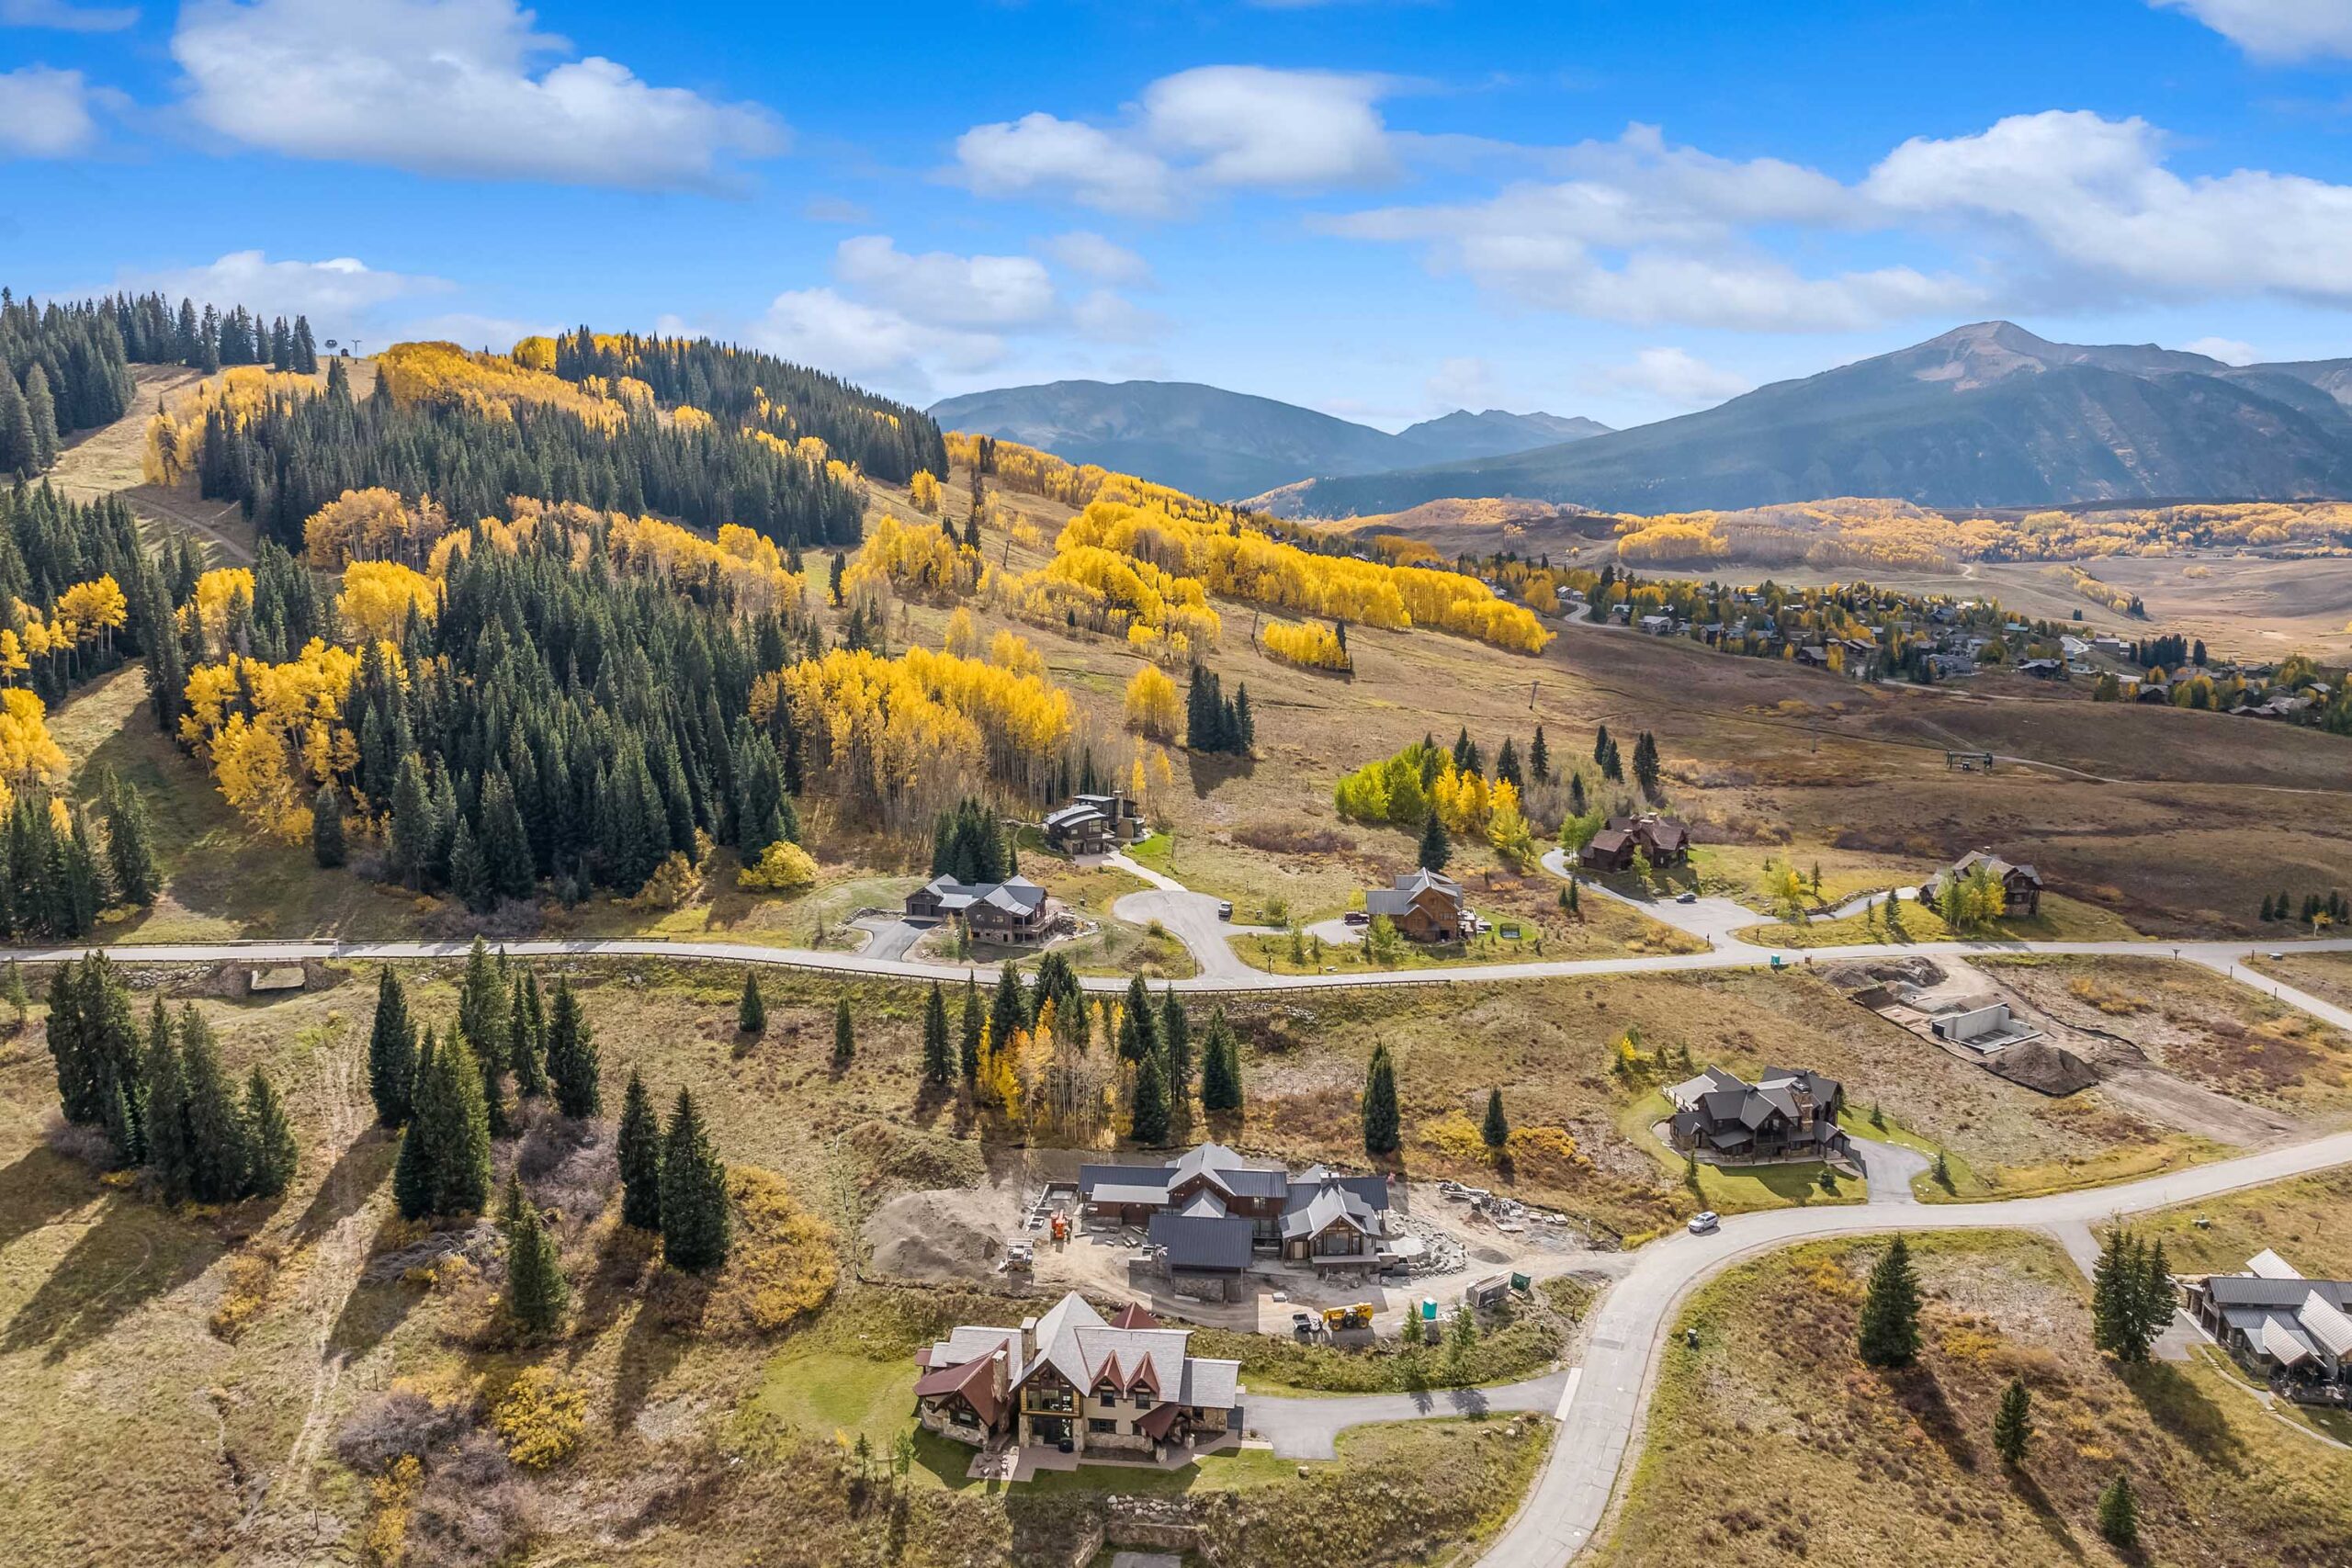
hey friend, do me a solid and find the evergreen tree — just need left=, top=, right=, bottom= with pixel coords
left=1593, top=724, right=1611, bottom=765
left=2093, top=1225, right=2155, bottom=1363
left=989, top=967, right=1026, bottom=1054
left=658, top=1089, right=731, bottom=1271
left=366, top=965, right=417, bottom=1126
left=1495, top=737, right=1522, bottom=788
left=1117, top=974, right=1159, bottom=1063
left=3, top=959, right=27, bottom=1032
left=102, top=779, right=159, bottom=904
left=1159, top=987, right=1191, bottom=1110
left=177, top=1008, right=249, bottom=1204
left=616, top=1068, right=662, bottom=1232
left=738, top=968, right=766, bottom=1036
left=22, top=363, right=58, bottom=469
left=1417, top=809, right=1451, bottom=872
left=959, top=975, right=983, bottom=1086
left=1993, top=1376, right=2032, bottom=1466
left=1199, top=1009, right=1243, bottom=1112
left=512, top=971, right=548, bottom=1099
left=457, top=939, right=510, bottom=1127
left=388, top=754, right=434, bottom=889
left=141, top=998, right=190, bottom=1201
left=832, top=995, right=854, bottom=1068
left=243, top=1067, right=299, bottom=1199
left=44, top=960, right=94, bottom=1125
left=502, top=1176, right=570, bottom=1339
left=544, top=976, right=600, bottom=1119
left=1481, top=1088, right=1510, bottom=1150
left=921, top=980, right=950, bottom=1085
left=392, top=1029, right=492, bottom=1220
left=2098, top=1473, right=2139, bottom=1549
left=1361, top=1043, right=1400, bottom=1156
left=1129, top=1050, right=1170, bottom=1145
left=310, top=783, right=346, bottom=868
left=1858, top=1235, right=1923, bottom=1367
left=448, top=818, right=489, bottom=911
left=1529, top=725, right=1550, bottom=782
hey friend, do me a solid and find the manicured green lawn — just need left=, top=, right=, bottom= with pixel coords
left=1615, top=1089, right=1862, bottom=1213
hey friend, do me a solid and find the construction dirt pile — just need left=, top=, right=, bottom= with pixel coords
left=862, top=1188, right=1015, bottom=1283
left=1986, top=1039, right=2100, bottom=1097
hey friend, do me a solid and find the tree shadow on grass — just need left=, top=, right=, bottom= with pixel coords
left=289, top=1130, right=394, bottom=1247
left=609, top=1278, right=694, bottom=1437
left=1883, top=1363, right=1979, bottom=1472
left=2008, top=1468, right=2093, bottom=1563
left=2120, top=1360, right=2245, bottom=1475
left=1, top=1192, right=224, bottom=1362
left=571, top=1221, right=658, bottom=1353
left=0, top=1146, right=96, bottom=1256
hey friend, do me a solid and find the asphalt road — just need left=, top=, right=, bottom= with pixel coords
left=1253, top=1369, right=1572, bottom=1459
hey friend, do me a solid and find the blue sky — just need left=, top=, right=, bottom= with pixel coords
left=8, top=0, right=2352, bottom=431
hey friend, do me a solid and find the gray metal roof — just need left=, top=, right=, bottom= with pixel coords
left=1148, top=1213, right=1253, bottom=1272
left=1180, top=1356, right=1241, bottom=1411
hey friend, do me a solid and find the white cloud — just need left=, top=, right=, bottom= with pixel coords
left=751, top=288, right=1003, bottom=395
left=2186, top=335, right=2261, bottom=365
left=2150, top=0, right=2352, bottom=60
left=111, top=250, right=452, bottom=322
left=1600, top=347, right=1751, bottom=408
left=1042, top=231, right=1154, bottom=286
left=951, top=65, right=1400, bottom=214
left=1865, top=110, right=2352, bottom=305
left=833, top=235, right=1057, bottom=330
left=1141, top=66, right=1395, bottom=190
left=170, top=0, right=786, bottom=190
left=0, top=64, right=98, bottom=156
left=1, top=0, right=137, bottom=28
left=953, top=111, right=1179, bottom=217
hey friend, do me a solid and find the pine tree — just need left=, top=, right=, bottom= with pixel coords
left=1529, top=725, right=1550, bottom=782
left=178, top=1007, right=249, bottom=1204
left=449, top=818, right=489, bottom=911
left=1117, top=974, right=1159, bottom=1063
left=1130, top=1050, right=1170, bottom=1145
left=44, top=961, right=93, bottom=1125
left=503, top=1176, right=570, bottom=1339
left=989, top=967, right=1026, bottom=1054
left=1495, top=737, right=1522, bottom=788
left=511, top=971, right=548, bottom=1100
left=1858, top=1235, right=1923, bottom=1367
left=832, top=996, right=854, bottom=1068
left=3, top=959, right=27, bottom=1032
left=616, top=1068, right=662, bottom=1232
left=455, top=944, right=507, bottom=1138
left=1159, top=987, right=1191, bottom=1111
left=959, top=976, right=983, bottom=1086
left=2097, top=1473, right=2138, bottom=1549
left=393, top=1029, right=492, bottom=1220
left=366, top=965, right=417, bottom=1127
left=141, top=998, right=190, bottom=1202
left=102, top=780, right=160, bottom=904
left=1993, top=1376, right=2032, bottom=1466
left=921, top=981, right=950, bottom=1085
left=545, top=976, right=600, bottom=1119
left=2092, top=1225, right=2162, bottom=1362
left=1362, top=1043, right=1400, bottom=1156
left=1481, top=1088, right=1510, bottom=1150
left=243, top=1067, right=299, bottom=1198
left=388, top=754, right=434, bottom=889
left=1199, top=1010, right=1242, bottom=1112
left=1417, top=810, right=1450, bottom=873
left=659, top=1089, right=732, bottom=1271
left=305, top=781, right=347, bottom=868
left=738, top=968, right=766, bottom=1036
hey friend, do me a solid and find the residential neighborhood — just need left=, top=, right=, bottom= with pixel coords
left=2182, top=1249, right=2352, bottom=1404
left=1663, top=1065, right=1852, bottom=1166
left=1079, top=1142, right=1394, bottom=1300
left=1042, top=790, right=1148, bottom=856
left=1577, top=813, right=1691, bottom=875
left=1359, top=867, right=1469, bottom=943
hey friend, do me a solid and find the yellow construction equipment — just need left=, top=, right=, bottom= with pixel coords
left=1321, top=1303, right=1374, bottom=1331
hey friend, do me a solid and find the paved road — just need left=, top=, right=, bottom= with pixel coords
left=1253, top=1369, right=1572, bottom=1459
left=1848, top=1134, right=1933, bottom=1205
left=8, top=933, right=2351, bottom=1000
left=1476, top=1125, right=2352, bottom=1568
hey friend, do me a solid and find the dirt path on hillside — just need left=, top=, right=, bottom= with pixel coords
left=47, top=366, right=206, bottom=502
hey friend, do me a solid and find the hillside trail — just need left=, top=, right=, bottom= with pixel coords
left=45, top=365, right=257, bottom=562
left=238, top=1018, right=376, bottom=1560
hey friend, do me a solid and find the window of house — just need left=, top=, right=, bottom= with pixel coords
left=1089, top=1418, right=1115, bottom=1434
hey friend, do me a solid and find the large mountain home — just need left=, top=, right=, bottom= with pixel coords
left=1924, top=849, right=2044, bottom=916
left=1042, top=791, right=1146, bottom=855
left=1362, top=867, right=1466, bottom=942
left=1577, top=814, right=1692, bottom=874
left=1664, top=1066, right=1851, bottom=1165
left=1080, top=1143, right=1392, bottom=1296
left=903, top=874, right=1059, bottom=944
left=2184, top=1249, right=2352, bottom=1402
left=913, top=1293, right=1243, bottom=1464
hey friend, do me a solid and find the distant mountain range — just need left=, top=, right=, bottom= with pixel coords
left=1256, top=322, right=2352, bottom=517
left=926, top=379, right=1609, bottom=501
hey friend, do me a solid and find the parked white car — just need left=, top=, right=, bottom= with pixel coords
left=1687, top=1211, right=1720, bottom=1235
